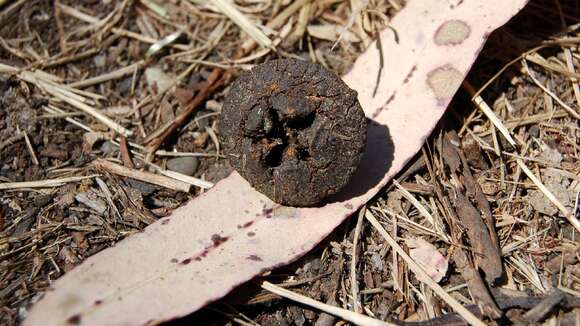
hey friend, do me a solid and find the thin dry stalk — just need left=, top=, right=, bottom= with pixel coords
left=261, top=281, right=395, bottom=326
left=22, top=131, right=39, bottom=166
left=145, top=68, right=224, bottom=154
left=350, top=206, right=365, bottom=313
left=522, top=60, right=580, bottom=119
left=0, top=63, right=132, bottom=136
left=464, top=81, right=517, bottom=147
left=516, top=159, right=580, bottom=232
left=158, top=170, right=213, bottom=189
left=94, top=159, right=191, bottom=193
left=563, top=48, right=580, bottom=107
left=365, top=210, right=487, bottom=326
left=393, top=179, right=435, bottom=225
left=0, top=175, right=97, bottom=190
left=202, top=0, right=273, bottom=49
left=68, top=62, right=143, bottom=88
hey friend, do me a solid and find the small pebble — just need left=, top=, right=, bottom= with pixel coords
left=145, top=66, right=173, bottom=93
left=75, top=191, right=107, bottom=215
left=370, top=252, right=384, bottom=272
left=127, top=179, right=158, bottom=196
left=529, top=125, right=540, bottom=138
left=167, top=157, right=199, bottom=176
left=94, top=54, right=106, bottom=68
left=99, top=141, right=117, bottom=155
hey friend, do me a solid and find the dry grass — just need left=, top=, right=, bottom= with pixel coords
left=0, top=0, right=579, bottom=325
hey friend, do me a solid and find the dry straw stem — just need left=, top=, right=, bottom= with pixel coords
left=240, top=0, right=310, bottom=54
left=56, top=2, right=190, bottom=51
left=199, top=0, right=273, bottom=50
left=350, top=206, right=366, bottom=313
left=0, top=63, right=132, bottom=137
left=261, top=281, right=396, bottom=326
left=332, top=0, right=371, bottom=50
left=475, top=110, right=569, bottom=138
left=525, top=52, right=580, bottom=79
left=516, top=159, right=580, bottom=232
left=49, top=87, right=132, bottom=137
left=68, top=61, right=143, bottom=88
left=22, top=131, right=39, bottom=166
left=473, top=37, right=580, bottom=100
left=463, top=81, right=517, bottom=148
left=365, top=210, right=486, bottom=326
left=43, top=105, right=94, bottom=133
left=522, top=59, right=580, bottom=119
left=563, top=48, right=580, bottom=107
left=393, top=179, right=435, bottom=225
left=158, top=170, right=214, bottom=189
left=0, top=175, right=97, bottom=190
left=94, top=159, right=191, bottom=193
left=0, top=0, right=26, bottom=21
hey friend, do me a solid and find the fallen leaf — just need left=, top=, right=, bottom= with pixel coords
left=406, top=237, right=448, bottom=283
left=24, top=1, right=528, bottom=325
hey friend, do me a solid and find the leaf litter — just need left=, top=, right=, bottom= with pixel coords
left=0, top=0, right=579, bottom=325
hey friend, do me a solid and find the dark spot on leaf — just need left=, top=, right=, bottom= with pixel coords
left=94, top=300, right=103, bottom=306
left=403, top=65, right=418, bottom=84
left=247, top=255, right=262, bottom=261
left=434, top=20, right=470, bottom=46
left=344, top=203, right=353, bottom=209
left=181, top=258, right=192, bottom=265
left=211, top=234, right=229, bottom=246
left=371, top=92, right=397, bottom=119
left=170, top=258, right=178, bottom=263
left=242, top=221, right=254, bottom=228
left=67, top=314, right=82, bottom=325
left=426, top=65, right=464, bottom=103
left=450, top=0, right=464, bottom=8
left=161, top=219, right=170, bottom=225
left=247, top=232, right=256, bottom=237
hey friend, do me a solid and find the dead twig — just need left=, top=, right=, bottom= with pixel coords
left=94, top=159, right=191, bottom=193
left=145, top=68, right=225, bottom=154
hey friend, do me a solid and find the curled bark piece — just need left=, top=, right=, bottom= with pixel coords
left=521, top=289, right=566, bottom=324
left=442, top=191, right=501, bottom=319
left=442, top=134, right=503, bottom=284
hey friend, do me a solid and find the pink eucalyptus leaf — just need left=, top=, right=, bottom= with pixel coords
left=24, top=1, right=528, bottom=325
left=407, top=237, right=449, bottom=283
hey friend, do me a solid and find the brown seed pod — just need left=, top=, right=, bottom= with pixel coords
left=219, top=59, right=367, bottom=206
